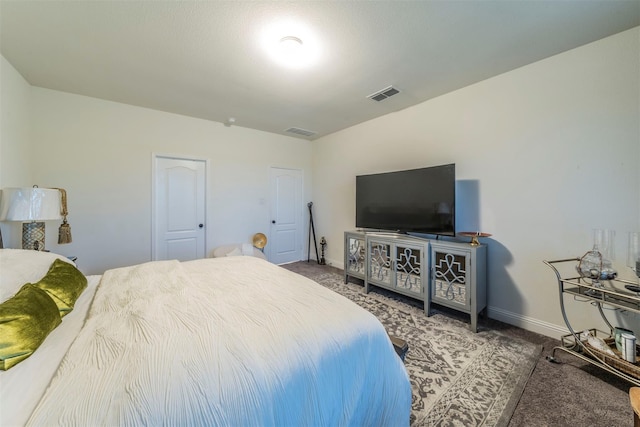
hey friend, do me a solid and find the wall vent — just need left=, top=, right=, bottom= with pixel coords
left=285, top=127, right=316, bottom=137
left=367, top=86, right=400, bottom=102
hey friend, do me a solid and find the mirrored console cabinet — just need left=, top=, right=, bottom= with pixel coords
left=344, top=231, right=487, bottom=332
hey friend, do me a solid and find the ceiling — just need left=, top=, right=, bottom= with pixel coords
left=1, top=1, right=639, bottom=141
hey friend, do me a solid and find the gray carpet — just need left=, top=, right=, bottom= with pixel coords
left=283, top=261, right=633, bottom=426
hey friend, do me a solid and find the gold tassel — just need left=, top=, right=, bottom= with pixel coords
left=55, top=188, right=73, bottom=244
left=58, top=220, right=72, bottom=244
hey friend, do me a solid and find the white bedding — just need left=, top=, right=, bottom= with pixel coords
left=25, top=257, right=411, bottom=426
left=0, top=274, right=101, bottom=426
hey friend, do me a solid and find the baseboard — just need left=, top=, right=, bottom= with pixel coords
left=326, top=258, right=344, bottom=270
left=487, top=306, right=568, bottom=339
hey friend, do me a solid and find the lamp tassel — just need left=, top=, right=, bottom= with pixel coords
left=58, top=219, right=72, bottom=244
left=56, top=188, right=72, bottom=244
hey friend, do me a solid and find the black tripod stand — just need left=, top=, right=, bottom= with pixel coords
left=307, top=202, right=320, bottom=263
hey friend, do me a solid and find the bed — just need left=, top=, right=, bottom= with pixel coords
left=0, top=249, right=411, bottom=426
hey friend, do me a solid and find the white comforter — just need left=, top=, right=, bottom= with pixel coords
left=27, top=257, right=411, bottom=426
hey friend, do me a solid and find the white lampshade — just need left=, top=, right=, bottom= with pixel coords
left=0, top=188, right=62, bottom=221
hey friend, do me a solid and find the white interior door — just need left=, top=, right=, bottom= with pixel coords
left=269, top=167, right=303, bottom=264
left=153, top=156, right=206, bottom=261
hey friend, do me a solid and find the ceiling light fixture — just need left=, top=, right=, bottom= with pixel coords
left=261, top=20, right=321, bottom=69
left=277, top=36, right=305, bottom=67
left=280, top=36, right=303, bottom=49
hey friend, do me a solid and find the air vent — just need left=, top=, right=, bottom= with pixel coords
left=285, top=127, right=316, bottom=137
left=367, top=86, right=400, bottom=102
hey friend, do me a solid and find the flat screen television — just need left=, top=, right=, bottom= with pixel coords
left=356, top=163, right=455, bottom=236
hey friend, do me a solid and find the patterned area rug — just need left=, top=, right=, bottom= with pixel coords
left=311, top=272, right=541, bottom=427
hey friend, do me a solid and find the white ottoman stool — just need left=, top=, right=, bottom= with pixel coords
left=212, top=243, right=267, bottom=260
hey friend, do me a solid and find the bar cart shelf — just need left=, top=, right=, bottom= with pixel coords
left=544, top=257, right=640, bottom=386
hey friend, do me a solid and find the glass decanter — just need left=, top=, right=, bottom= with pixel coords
left=578, top=229, right=616, bottom=291
left=594, top=229, right=617, bottom=280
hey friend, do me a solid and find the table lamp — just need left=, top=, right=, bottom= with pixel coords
left=0, top=187, right=62, bottom=250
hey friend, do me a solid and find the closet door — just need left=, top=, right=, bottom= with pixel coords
left=269, top=167, right=303, bottom=264
left=153, top=156, right=206, bottom=261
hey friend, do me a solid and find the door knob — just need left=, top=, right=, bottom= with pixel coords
left=272, top=220, right=276, bottom=224
left=199, top=224, right=204, bottom=228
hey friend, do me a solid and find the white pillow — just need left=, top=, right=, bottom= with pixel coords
left=241, top=243, right=254, bottom=255
left=225, top=247, right=243, bottom=257
left=0, top=249, right=74, bottom=302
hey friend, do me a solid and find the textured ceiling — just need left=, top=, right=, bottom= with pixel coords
left=1, top=1, right=639, bottom=140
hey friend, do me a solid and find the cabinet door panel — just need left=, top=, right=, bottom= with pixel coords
left=346, top=234, right=366, bottom=278
left=432, top=250, right=470, bottom=309
left=368, top=240, right=392, bottom=286
left=395, top=244, right=423, bottom=295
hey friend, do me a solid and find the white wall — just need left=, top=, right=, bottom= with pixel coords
left=0, top=57, right=32, bottom=187
left=0, top=56, right=33, bottom=246
left=312, top=28, right=640, bottom=338
left=5, top=85, right=312, bottom=274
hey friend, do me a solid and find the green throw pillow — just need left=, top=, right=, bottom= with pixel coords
left=0, top=284, right=62, bottom=370
left=33, top=258, right=87, bottom=317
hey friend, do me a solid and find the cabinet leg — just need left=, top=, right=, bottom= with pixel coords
left=470, top=313, right=478, bottom=333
